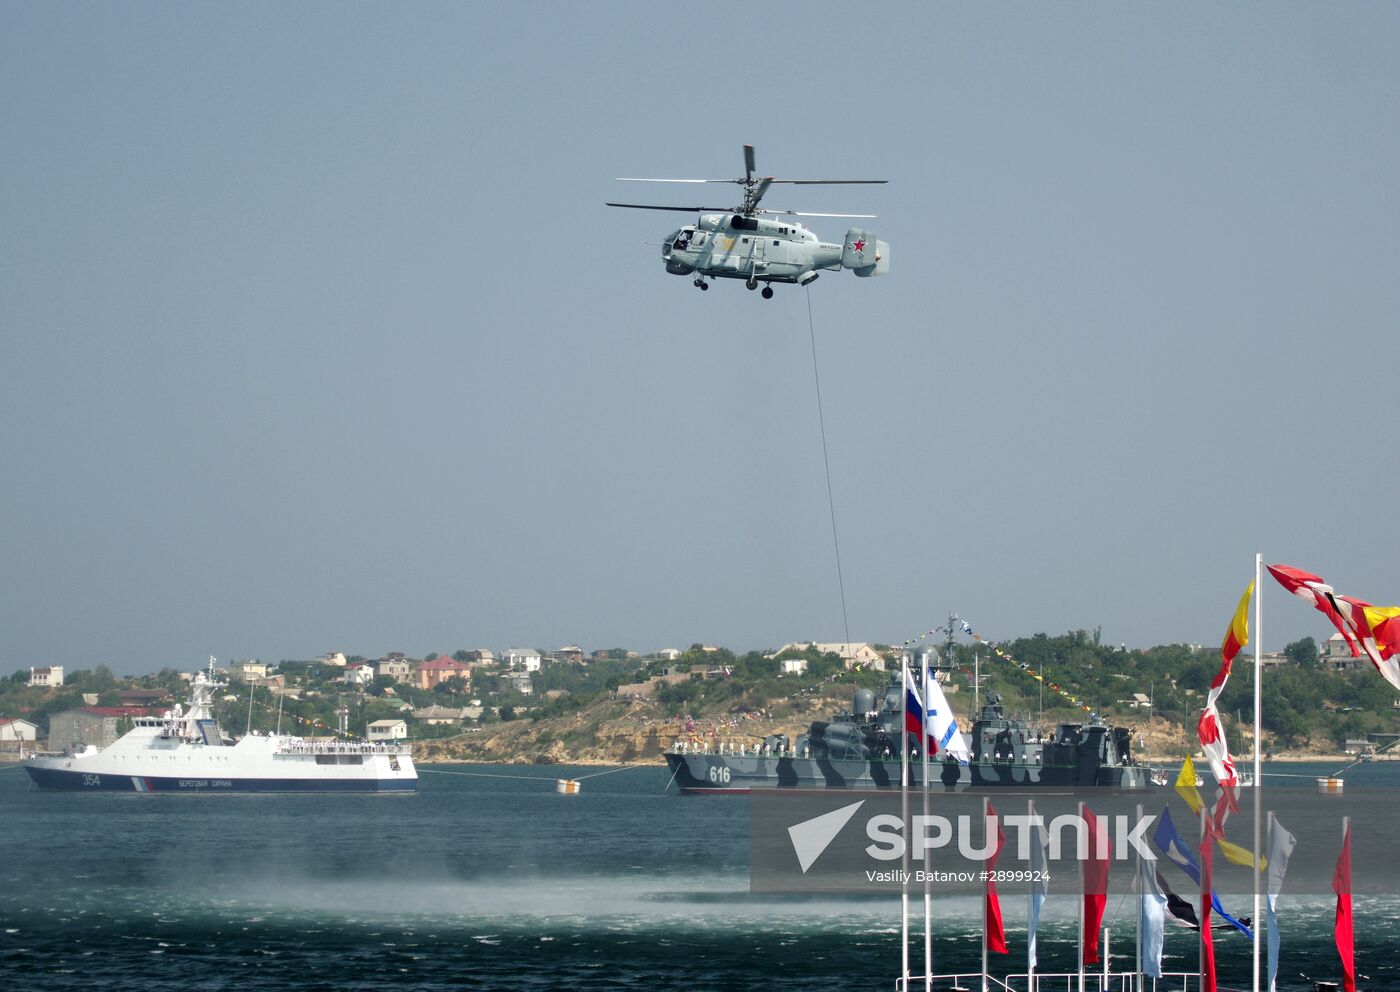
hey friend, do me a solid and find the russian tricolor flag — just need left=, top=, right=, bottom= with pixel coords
left=903, top=657, right=970, bottom=763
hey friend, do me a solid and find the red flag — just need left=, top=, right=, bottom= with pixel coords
left=984, top=801, right=1008, bottom=954
left=1199, top=825, right=1217, bottom=992
left=1267, top=564, right=1360, bottom=655
left=1334, top=822, right=1355, bottom=992
left=1199, top=582, right=1253, bottom=786
left=1269, top=564, right=1400, bottom=693
left=1082, top=805, right=1110, bottom=965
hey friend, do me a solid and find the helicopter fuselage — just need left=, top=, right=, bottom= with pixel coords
left=609, top=144, right=887, bottom=297
left=662, top=213, right=845, bottom=285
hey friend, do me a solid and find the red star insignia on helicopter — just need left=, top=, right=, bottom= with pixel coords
left=852, top=239, right=867, bottom=252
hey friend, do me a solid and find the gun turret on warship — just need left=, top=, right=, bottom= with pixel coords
left=663, top=663, right=1150, bottom=794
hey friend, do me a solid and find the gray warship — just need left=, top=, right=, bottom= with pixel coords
left=663, top=670, right=1151, bottom=794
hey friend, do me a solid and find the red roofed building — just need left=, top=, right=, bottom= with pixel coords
left=413, top=657, right=472, bottom=691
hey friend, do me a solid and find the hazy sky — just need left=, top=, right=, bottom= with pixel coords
left=3, top=4, right=1397, bottom=675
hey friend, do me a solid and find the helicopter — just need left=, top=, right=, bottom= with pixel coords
left=607, top=145, right=889, bottom=299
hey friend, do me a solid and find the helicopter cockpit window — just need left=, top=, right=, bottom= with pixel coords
left=691, top=231, right=706, bottom=247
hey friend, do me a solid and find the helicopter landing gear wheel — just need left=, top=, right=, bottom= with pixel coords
left=746, top=278, right=758, bottom=291
left=693, top=278, right=708, bottom=291
left=698, top=281, right=709, bottom=291
left=761, top=286, right=774, bottom=300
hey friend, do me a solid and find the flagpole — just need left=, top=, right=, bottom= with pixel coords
left=1135, top=801, right=1144, bottom=992
left=1266, top=810, right=1276, bottom=992
left=1078, top=801, right=1086, bottom=992
left=981, top=794, right=990, bottom=992
left=901, top=654, right=910, bottom=991
left=1199, top=806, right=1208, bottom=992
left=1252, top=552, right=1263, bottom=992
left=1027, top=798, right=1036, bottom=992
left=1338, top=815, right=1351, bottom=992
left=921, top=653, right=932, bottom=992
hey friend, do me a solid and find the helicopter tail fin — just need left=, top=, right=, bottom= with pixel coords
left=841, top=229, right=889, bottom=277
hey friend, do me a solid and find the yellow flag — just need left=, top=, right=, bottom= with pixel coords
left=1363, top=605, right=1400, bottom=658
left=1220, top=581, right=1253, bottom=665
left=1217, top=835, right=1265, bottom=870
left=1175, top=755, right=1205, bottom=814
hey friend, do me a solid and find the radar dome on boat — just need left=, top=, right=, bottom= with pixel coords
left=853, top=688, right=876, bottom=715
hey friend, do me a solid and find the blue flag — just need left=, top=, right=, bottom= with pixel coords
left=1152, top=807, right=1253, bottom=939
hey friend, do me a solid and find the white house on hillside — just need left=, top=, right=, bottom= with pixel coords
left=0, top=718, right=38, bottom=742
left=367, top=719, right=408, bottom=741
left=29, top=666, right=64, bottom=687
left=503, top=648, right=542, bottom=672
left=342, top=662, right=375, bottom=687
left=228, top=659, right=269, bottom=683
left=771, top=642, right=886, bottom=671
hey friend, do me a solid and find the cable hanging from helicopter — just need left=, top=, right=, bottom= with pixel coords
left=606, top=144, right=889, bottom=299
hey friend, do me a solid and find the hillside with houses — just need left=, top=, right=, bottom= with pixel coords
left=3, top=632, right=1398, bottom=764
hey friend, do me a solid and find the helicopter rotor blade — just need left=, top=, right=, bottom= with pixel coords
left=606, top=202, right=732, bottom=213
left=744, top=144, right=755, bottom=184
left=763, top=179, right=888, bottom=186
left=762, top=208, right=877, bottom=218
left=615, top=177, right=738, bottom=184
left=751, top=177, right=773, bottom=209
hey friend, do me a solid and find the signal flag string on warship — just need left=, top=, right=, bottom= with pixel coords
left=899, top=616, right=1102, bottom=720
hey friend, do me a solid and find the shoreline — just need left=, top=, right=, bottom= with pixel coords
left=413, top=751, right=1385, bottom=768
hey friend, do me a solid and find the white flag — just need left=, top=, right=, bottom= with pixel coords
left=1138, top=855, right=1168, bottom=978
left=1028, top=804, right=1048, bottom=969
left=1266, top=817, right=1298, bottom=992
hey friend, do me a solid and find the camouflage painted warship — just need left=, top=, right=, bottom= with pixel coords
left=664, top=670, right=1150, bottom=794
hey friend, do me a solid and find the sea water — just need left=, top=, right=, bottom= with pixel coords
left=0, top=761, right=1394, bottom=991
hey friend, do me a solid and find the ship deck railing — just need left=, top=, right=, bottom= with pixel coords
left=272, top=741, right=411, bottom=756
left=896, top=971, right=1202, bottom=991
left=669, top=740, right=808, bottom=758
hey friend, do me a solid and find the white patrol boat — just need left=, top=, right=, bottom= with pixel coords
left=23, top=660, right=416, bottom=793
